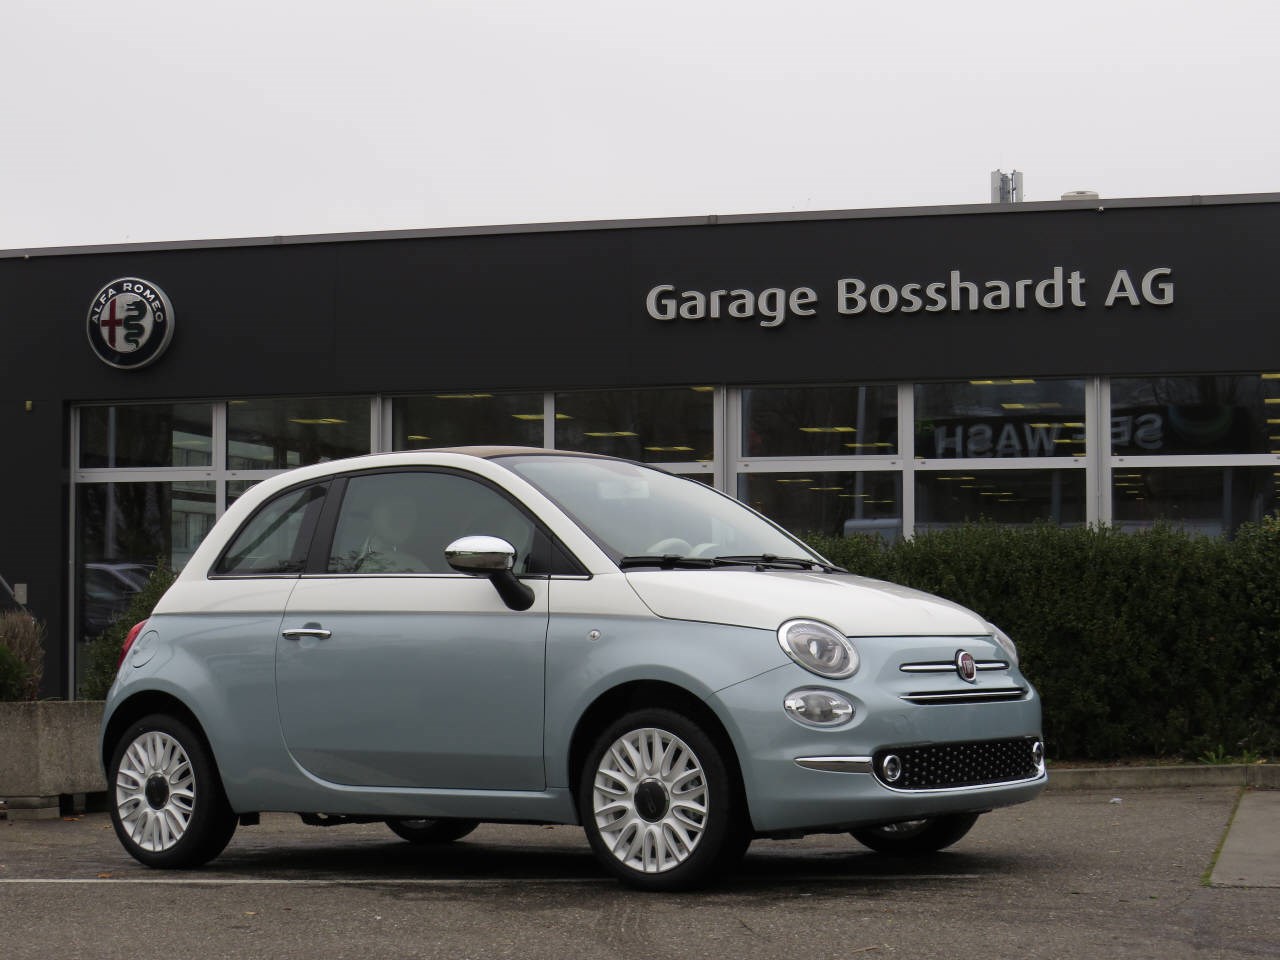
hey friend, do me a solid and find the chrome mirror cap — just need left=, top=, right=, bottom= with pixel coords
left=445, top=536, right=517, bottom=574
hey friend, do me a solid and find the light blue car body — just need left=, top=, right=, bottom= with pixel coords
left=102, top=450, right=1045, bottom=838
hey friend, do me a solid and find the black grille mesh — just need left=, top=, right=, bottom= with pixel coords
left=874, top=738, right=1039, bottom=790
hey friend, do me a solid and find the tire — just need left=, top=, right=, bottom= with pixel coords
left=108, top=713, right=237, bottom=868
left=579, top=708, right=749, bottom=891
left=850, top=813, right=980, bottom=855
left=386, top=818, right=479, bottom=844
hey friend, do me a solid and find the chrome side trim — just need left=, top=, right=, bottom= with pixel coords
left=793, top=756, right=874, bottom=774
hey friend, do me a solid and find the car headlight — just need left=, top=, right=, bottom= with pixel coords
left=777, top=619, right=859, bottom=679
left=988, top=622, right=1019, bottom=666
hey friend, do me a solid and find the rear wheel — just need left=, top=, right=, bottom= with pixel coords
left=580, top=708, right=748, bottom=891
left=850, top=813, right=980, bottom=855
left=108, top=713, right=237, bottom=868
left=386, top=818, right=479, bottom=844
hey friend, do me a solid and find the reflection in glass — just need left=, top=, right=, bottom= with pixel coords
left=76, top=481, right=215, bottom=688
left=80, top=403, right=213, bottom=468
left=216, top=485, right=327, bottom=575
left=227, top=397, right=371, bottom=469
left=555, top=388, right=713, bottom=462
left=916, top=470, right=1085, bottom=530
left=738, top=472, right=902, bottom=540
left=506, top=456, right=817, bottom=561
left=742, top=385, right=897, bottom=457
left=1110, top=375, right=1279, bottom=455
left=915, top=379, right=1086, bottom=459
left=1112, top=467, right=1278, bottom=537
left=391, top=393, right=544, bottom=450
left=227, top=479, right=260, bottom=505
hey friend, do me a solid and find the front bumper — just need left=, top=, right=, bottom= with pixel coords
left=711, top=650, right=1047, bottom=835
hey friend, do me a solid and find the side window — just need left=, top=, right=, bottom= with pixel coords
left=214, top=484, right=327, bottom=576
left=327, top=472, right=539, bottom=575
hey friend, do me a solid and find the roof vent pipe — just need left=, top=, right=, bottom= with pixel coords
left=1060, top=190, right=1101, bottom=201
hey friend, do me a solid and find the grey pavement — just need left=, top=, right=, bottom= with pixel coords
left=2, top=785, right=1279, bottom=959
left=1211, top=790, right=1280, bottom=889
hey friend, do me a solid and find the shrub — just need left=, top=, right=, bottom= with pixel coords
left=0, top=609, right=45, bottom=701
left=806, top=522, right=1280, bottom=762
left=79, top=561, right=178, bottom=700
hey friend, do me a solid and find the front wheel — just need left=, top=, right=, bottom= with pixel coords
left=850, top=813, right=980, bottom=855
left=386, top=818, right=479, bottom=844
left=108, top=713, right=237, bottom=868
left=580, top=708, right=748, bottom=891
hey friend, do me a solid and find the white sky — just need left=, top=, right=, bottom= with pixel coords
left=4, top=0, right=1278, bottom=250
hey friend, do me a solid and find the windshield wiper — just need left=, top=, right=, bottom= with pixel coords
left=617, top=555, right=717, bottom=570
left=712, top=554, right=847, bottom=573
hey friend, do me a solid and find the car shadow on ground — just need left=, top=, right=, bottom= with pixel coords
left=195, top=829, right=1017, bottom=891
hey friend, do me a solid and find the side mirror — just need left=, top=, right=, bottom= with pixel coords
left=445, top=536, right=535, bottom=612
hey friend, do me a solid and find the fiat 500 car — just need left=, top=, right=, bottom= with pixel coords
left=101, top=447, right=1045, bottom=890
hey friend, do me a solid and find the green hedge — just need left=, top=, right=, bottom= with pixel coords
left=805, top=520, right=1280, bottom=761
left=79, top=561, right=177, bottom=701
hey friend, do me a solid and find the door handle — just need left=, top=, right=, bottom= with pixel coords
left=281, top=627, right=332, bottom=640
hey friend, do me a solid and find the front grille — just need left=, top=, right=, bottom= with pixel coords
left=873, top=737, right=1041, bottom=790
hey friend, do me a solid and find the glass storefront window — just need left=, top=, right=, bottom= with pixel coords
left=915, top=378, right=1086, bottom=459
left=1110, top=374, right=1280, bottom=455
left=916, top=469, right=1086, bottom=530
left=391, top=392, right=544, bottom=450
left=555, top=387, right=714, bottom=462
left=75, top=480, right=215, bottom=689
left=742, top=384, right=897, bottom=457
left=227, top=478, right=261, bottom=504
left=738, top=471, right=902, bottom=540
left=80, top=403, right=213, bottom=468
left=1112, top=466, right=1278, bottom=536
left=227, top=396, right=371, bottom=469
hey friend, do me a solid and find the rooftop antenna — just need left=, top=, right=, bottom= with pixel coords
left=990, top=169, right=1024, bottom=204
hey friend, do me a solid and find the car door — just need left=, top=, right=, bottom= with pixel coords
left=275, top=468, right=550, bottom=791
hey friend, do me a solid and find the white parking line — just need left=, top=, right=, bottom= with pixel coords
left=0, top=874, right=979, bottom=886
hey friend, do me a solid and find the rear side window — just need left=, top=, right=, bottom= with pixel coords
left=214, top=484, right=327, bottom=576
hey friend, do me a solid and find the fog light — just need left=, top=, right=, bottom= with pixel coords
left=1031, top=740, right=1045, bottom=767
left=881, top=754, right=903, bottom=783
left=783, top=690, right=855, bottom=727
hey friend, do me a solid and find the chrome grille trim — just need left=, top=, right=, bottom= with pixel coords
left=900, top=660, right=1008, bottom=673
left=901, top=686, right=1028, bottom=705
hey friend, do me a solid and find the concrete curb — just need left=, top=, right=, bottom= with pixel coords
left=1046, top=764, right=1278, bottom=791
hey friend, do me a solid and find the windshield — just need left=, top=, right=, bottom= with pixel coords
left=498, top=455, right=823, bottom=565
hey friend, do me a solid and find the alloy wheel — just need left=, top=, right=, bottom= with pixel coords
left=115, top=730, right=197, bottom=853
left=591, top=726, right=709, bottom=874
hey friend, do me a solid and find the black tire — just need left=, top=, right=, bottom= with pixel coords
left=107, top=713, right=237, bottom=868
left=386, top=818, right=480, bottom=844
left=850, top=813, right=980, bottom=855
left=579, top=707, right=749, bottom=891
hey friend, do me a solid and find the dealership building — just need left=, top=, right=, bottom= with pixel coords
left=3, top=192, right=1279, bottom=698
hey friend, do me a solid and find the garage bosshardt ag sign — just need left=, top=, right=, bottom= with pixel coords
left=645, top=265, right=1175, bottom=328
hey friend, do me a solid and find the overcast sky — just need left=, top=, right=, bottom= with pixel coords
left=4, top=1, right=1278, bottom=250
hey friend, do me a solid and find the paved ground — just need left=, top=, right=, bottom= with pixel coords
left=1, top=787, right=1276, bottom=959
left=1211, top=789, right=1280, bottom=889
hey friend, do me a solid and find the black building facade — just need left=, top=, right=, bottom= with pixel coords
left=3, top=193, right=1279, bottom=698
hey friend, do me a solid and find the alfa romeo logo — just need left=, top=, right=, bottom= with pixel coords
left=86, top=278, right=175, bottom=369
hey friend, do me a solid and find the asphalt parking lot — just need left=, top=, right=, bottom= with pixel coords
left=1, top=787, right=1276, bottom=960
